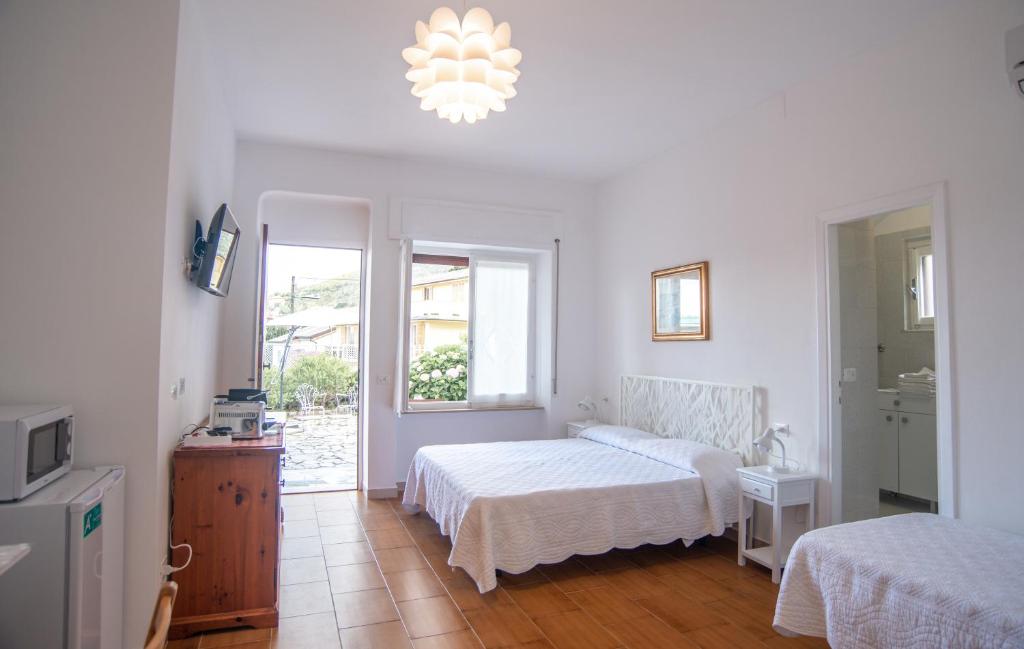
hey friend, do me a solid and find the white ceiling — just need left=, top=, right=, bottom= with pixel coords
left=196, top=0, right=953, bottom=181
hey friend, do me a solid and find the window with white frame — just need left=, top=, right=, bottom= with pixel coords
left=404, top=246, right=536, bottom=410
left=905, top=237, right=935, bottom=331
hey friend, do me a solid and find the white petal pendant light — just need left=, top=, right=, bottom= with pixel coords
left=401, top=6, right=522, bottom=124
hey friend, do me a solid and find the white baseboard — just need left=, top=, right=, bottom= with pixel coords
left=366, top=487, right=398, bottom=499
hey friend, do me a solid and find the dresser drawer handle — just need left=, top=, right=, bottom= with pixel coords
left=902, top=417, right=909, bottom=424
left=894, top=399, right=901, bottom=406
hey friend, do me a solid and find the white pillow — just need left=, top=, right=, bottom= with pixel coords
left=578, top=424, right=656, bottom=450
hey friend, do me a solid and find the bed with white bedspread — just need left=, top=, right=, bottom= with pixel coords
left=774, top=513, right=1024, bottom=649
left=402, top=376, right=755, bottom=592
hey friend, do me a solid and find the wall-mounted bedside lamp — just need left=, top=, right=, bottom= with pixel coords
left=754, top=424, right=790, bottom=472
left=577, top=396, right=598, bottom=424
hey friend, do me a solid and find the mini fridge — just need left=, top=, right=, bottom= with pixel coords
left=0, top=466, right=125, bottom=649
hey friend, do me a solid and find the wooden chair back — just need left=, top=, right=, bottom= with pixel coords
left=144, top=581, right=178, bottom=649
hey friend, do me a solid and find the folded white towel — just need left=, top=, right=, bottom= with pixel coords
left=896, top=366, right=936, bottom=397
left=899, top=366, right=935, bottom=379
left=898, top=381, right=936, bottom=394
left=899, top=368, right=936, bottom=384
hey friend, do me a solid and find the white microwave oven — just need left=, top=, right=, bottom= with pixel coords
left=0, top=404, right=74, bottom=501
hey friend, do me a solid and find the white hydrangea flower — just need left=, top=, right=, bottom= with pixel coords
left=446, top=367, right=460, bottom=378
left=419, top=373, right=430, bottom=381
left=431, top=369, right=442, bottom=378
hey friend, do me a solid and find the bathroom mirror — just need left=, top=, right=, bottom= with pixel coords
left=651, top=261, right=709, bottom=341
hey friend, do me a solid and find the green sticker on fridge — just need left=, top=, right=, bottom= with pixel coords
left=83, top=503, right=102, bottom=538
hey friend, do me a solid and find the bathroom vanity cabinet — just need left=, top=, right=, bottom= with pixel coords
left=877, top=390, right=937, bottom=504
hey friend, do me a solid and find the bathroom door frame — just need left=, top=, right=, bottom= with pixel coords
left=816, top=182, right=956, bottom=526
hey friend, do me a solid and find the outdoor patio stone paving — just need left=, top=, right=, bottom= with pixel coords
left=282, top=412, right=357, bottom=493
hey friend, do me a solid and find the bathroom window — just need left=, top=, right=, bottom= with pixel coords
left=905, top=237, right=935, bottom=331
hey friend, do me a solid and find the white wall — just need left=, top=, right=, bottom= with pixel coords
left=594, top=0, right=1024, bottom=532
left=261, top=192, right=371, bottom=250
left=0, top=1, right=181, bottom=645
left=155, top=0, right=237, bottom=624
left=873, top=205, right=932, bottom=236
left=223, top=142, right=597, bottom=489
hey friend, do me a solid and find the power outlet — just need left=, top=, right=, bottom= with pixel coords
left=842, top=367, right=857, bottom=382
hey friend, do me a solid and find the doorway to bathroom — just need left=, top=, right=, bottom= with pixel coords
left=819, top=184, right=955, bottom=525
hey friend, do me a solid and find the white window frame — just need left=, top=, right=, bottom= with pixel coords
left=467, top=252, right=537, bottom=408
left=905, top=237, right=935, bottom=331
left=402, top=244, right=538, bottom=412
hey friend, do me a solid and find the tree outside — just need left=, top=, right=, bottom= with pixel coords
left=266, top=346, right=358, bottom=410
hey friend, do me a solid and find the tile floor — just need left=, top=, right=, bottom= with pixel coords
left=167, top=490, right=830, bottom=649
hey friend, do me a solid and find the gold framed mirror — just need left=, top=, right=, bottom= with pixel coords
left=651, top=261, right=709, bottom=341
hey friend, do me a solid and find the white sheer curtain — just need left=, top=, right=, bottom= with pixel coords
left=469, top=257, right=534, bottom=406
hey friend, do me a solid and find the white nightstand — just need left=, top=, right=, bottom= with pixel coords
left=566, top=420, right=600, bottom=438
left=736, top=466, right=816, bottom=584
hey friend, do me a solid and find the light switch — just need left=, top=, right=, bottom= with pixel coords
left=842, top=368, right=857, bottom=382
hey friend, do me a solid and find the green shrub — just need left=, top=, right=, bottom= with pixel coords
left=265, top=354, right=357, bottom=410
left=408, top=344, right=467, bottom=402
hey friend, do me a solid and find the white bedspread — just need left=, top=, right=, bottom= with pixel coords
left=402, top=426, right=743, bottom=592
left=774, top=514, right=1024, bottom=649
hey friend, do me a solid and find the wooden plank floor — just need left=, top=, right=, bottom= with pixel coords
left=168, top=491, right=830, bottom=649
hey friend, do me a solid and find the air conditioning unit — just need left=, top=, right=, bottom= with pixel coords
left=1009, top=24, right=1024, bottom=99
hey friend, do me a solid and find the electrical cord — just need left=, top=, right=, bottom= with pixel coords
left=164, top=425, right=203, bottom=577
left=162, top=541, right=192, bottom=576
left=765, top=449, right=805, bottom=471
left=179, top=423, right=210, bottom=441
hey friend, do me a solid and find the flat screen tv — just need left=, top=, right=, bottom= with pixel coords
left=191, top=203, right=240, bottom=297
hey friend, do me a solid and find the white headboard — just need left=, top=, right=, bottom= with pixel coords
left=620, top=375, right=756, bottom=465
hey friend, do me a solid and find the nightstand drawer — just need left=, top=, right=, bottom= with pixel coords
left=740, top=476, right=773, bottom=501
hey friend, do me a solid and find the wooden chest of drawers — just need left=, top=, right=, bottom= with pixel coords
left=169, top=431, right=285, bottom=639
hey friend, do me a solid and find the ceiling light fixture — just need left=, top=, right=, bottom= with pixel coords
left=401, top=6, right=522, bottom=124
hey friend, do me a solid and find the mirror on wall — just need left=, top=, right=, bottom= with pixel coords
left=651, top=261, right=710, bottom=341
